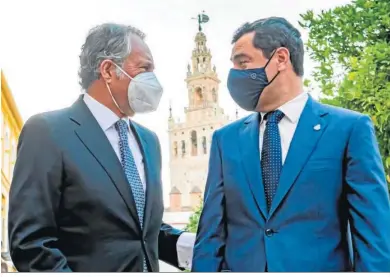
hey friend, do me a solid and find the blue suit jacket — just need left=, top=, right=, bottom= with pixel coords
left=192, top=96, right=390, bottom=272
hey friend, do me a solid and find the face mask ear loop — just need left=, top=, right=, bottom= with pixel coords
left=264, top=49, right=280, bottom=86
left=264, top=49, right=277, bottom=69
left=113, top=62, right=134, bottom=80
left=105, top=81, right=125, bottom=115
left=267, top=71, right=280, bottom=86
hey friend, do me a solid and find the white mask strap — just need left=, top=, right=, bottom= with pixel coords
left=105, top=81, right=125, bottom=114
left=113, top=63, right=133, bottom=80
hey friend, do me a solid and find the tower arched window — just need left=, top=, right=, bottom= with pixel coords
left=181, top=140, right=186, bottom=156
left=191, top=130, right=198, bottom=156
left=173, top=141, right=178, bottom=157
left=194, top=87, right=203, bottom=105
left=202, top=136, right=207, bottom=154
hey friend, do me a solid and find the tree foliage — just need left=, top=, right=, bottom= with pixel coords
left=184, top=199, right=203, bottom=233
left=300, top=0, right=390, bottom=188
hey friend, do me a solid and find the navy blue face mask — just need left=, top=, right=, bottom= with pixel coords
left=227, top=51, right=279, bottom=111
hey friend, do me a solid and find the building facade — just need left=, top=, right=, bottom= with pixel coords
left=1, top=71, right=23, bottom=272
left=167, top=31, right=230, bottom=211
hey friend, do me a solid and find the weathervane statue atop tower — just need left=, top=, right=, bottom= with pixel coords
left=193, top=11, right=209, bottom=32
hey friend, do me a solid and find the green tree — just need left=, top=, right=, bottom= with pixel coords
left=184, top=199, right=203, bottom=233
left=300, top=0, right=390, bottom=189
left=182, top=200, right=203, bottom=272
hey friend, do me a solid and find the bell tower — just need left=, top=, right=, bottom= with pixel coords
left=167, top=28, right=230, bottom=211
left=186, top=32, right=220, bottom=110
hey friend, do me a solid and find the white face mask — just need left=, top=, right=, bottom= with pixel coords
left=106, top=63, right=163, bottom=114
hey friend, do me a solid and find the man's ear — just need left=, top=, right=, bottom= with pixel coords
left=275, top=47, right=290, bottom=72
left=100, top=59, right=115, bottom=83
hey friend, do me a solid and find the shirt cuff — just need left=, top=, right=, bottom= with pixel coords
left=176, top=232, right=196, bottom=269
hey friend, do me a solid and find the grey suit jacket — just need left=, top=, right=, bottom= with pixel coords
left=8, top=95, right=183, bottom=272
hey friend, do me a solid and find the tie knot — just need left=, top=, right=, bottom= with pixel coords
left=115, top=119, right=129, bottom=134
left=264, top=110, right=284, bottom=124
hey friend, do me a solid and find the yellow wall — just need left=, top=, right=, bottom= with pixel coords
left=1, top=70, right=23, bottom=259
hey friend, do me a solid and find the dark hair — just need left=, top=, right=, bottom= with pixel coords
left=232, top=17, right=304, bottom=76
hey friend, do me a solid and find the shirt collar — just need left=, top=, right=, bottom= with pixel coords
left=83, top=93, right=130, bottom=131
left=260, top=92, right=308, bottom=124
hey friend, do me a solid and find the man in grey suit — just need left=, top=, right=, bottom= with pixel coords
left=8, top=23, right=195, bottom=272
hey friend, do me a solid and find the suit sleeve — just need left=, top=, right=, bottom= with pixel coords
left=346, top=114, right=390, bottom=272
left=158, top=223, right=184, bottom=267
left=8, top=114, right=71, bottom=272
left=151, top=132, right=184, bottom=267
left=192, top=131, right=226, bottom=272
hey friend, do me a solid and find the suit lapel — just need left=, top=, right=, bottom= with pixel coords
left=69, top=96, right=141, bottom=231
left=130, top=122, right=154, bottom=234
left=268, top=96, right=329, bottom=217
left=239, top=113, right=268, bottom=219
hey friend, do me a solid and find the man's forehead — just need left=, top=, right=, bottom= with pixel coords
left=131, top=36, right=149, bottom=52
left=231, top=32, right=255, bottom=56
left=129, top=37, right=153, bottom=61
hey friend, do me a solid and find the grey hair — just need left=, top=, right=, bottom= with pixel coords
left=78, top=23, right=146, bottom=90
left=232, top=17, right=304, bottom=77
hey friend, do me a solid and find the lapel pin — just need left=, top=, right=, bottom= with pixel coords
left=313, top=124, right=321, bottom=131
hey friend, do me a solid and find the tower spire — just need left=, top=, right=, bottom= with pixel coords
left=169, top=99, right=173, bottom=118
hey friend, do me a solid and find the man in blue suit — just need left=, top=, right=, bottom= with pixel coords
left=192, top=17, right=390, bottom=272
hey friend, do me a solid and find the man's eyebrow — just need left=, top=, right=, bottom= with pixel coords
left=230, top=53, right=250, bottom=62
left=137, top=59, right=153, bottom=67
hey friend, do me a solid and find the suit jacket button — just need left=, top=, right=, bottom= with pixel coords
left=265, top=229, right=274, bottom=237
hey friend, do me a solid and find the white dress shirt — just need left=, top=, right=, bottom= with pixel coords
left=84, top=93, right=146, bottom=190
left=83, top=93, right=195, bottom=269
left=259, top=92, right=309, bottom=164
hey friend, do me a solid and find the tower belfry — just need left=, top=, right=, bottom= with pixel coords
left=190, top=32, right=213, bottom=75
left=167, top=16, right=230, bottom=211
left=185, top=31, right=220, bottom=111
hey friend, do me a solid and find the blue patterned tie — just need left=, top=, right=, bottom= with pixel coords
left=261, top=110, right=285, bottom=211
left=115, top=119, right=148, bottom=272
